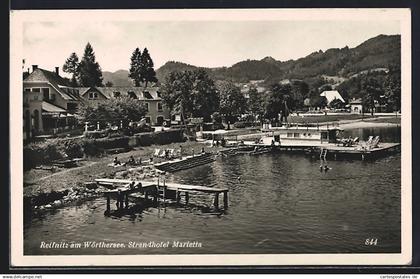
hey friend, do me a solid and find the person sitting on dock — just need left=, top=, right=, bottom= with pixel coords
left=127, top=156, right=136, bottom=165
left=113, top=157, right=122, bottom=166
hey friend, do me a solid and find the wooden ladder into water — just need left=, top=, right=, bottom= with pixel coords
left=320, top=148, right=328, bottom=160
left=156, top=177, right=167, bottom=207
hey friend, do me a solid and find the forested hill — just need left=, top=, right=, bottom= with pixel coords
left=103, top=34, right=400, bottom=86
left=156, top=34, right=400, bottom=83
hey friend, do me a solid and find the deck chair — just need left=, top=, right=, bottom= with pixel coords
left=369, top=136, right=380, bottom=149
left=167, top=149, right=176, bottom=159
left=153, top=149, right=161, bottom=157
left=158, top=149, right=167, bottom=158
left=350, top=137, right=359, bottom=146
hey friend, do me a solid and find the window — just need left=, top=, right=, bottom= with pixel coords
left=32, top=88, right=40, bottom=92
left=293, top=133, right=300, bottom=138
left=157, top=102, right=163, bottom=112
left=287, top=133, right=293, bottom=138
left=145, top=103, right=149, bottom=112
left=145, top=116, right=151, bottom=124
left=67, top=103, right=78, bottom=110
left=33, top=95, right=38, bottom=101
left=88, top=92, right=98, bottom=99
left=24, top=88, right=31, bottom=92
left=128, top=91, right=137, bottom=99
left=156, top=116, right=164, bottom=125
left=41, top=88, right=49, bottom=100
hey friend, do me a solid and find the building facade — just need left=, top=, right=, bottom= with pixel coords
left=23, top=66, right=171, bottom=140
left=78, top=86, right=171, bottom=126
left=23, top=66, right=81, bottom=139
left=349, top=98, right=363, bottom=114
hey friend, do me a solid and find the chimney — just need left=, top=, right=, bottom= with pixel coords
left=32, top=65, right=38, bottom=72
left=55, top=67, right=59, bottom=76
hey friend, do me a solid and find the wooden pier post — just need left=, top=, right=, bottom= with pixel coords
left=106, top=195, right=110, bottom=212
left=214, top=193, right=219, bottom=209
left=223, top=191, right=228, bottom=209
left=176, top=190, right=181, bottom=203
left=125, top=193, right=129, bottom=208
left=185, top=192, right=189, bottom=204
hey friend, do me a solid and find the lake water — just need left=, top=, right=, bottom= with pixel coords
left=24, top=126, right=401, bottom=255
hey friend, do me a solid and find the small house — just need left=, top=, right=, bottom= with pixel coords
left=349, top=98, right=363, bottom=114
left=320, top=90, right=345, bottom=105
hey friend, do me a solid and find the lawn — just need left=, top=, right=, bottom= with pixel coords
left=288, top=114, right=371, bottom=124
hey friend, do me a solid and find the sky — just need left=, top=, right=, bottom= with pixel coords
left=22, top=20, right=400, bottom=74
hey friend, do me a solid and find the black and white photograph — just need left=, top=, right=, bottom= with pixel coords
left=9, top=8, right=412, bottom=266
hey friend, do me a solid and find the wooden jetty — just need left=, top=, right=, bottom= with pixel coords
left=95, top=178, right=229, bottom=214
left=296, top=142, right=400, bottom=160
left=154, top=152, right=215, bottom=172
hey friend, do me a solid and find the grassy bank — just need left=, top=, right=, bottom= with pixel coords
left=24, top=140, right=214, bottom=198
left=288, top=114, right=368, bottom=124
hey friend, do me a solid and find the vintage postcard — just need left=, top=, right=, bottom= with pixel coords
left=10, top=8, right=412, bottom=266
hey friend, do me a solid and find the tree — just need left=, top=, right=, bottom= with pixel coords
left=265, top=84, right=291, bottom=123
left=129, top=48, right=142, bottom=87
left=218, top=81, right=246, bottom=129
left=290, top=81, right=309, bottom=110
left=361, top=77, right=382, bottom=116
left=63, top=52, right=80, bottom=86
left=211, top=112, right=222, bottom=124
left=311, top=95, right=328, bottom=109
left=77, top=96, right=147, bottom=123
left=141, top=48, right=158, bottom=88
left=190, top=69, right=219, bottom=121
left=329, top=98, right=345, bottom=109
left=78, top=43, right=103, bottom=87
left=161, top=71, right=195, bottom=122
left=383, top=65, right=401, bottom=112
left=247, top=86, right=264, bottom=124
left=105, top=81, right=114, bottom=87
left=161, top=70, right=218, bottom=122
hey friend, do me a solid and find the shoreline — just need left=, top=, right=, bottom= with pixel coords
left=23, top=141, right=221, bottom=214
left=338, top=120, right=400, bottom=129
left=23, top=119, right=400, bottom=212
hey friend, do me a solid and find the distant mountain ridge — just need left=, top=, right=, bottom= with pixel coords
left=102, top=34, right=400, bottom=86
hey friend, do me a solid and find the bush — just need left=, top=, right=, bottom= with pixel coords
left=84, top=130, right=109, bottom=139
left=233, top=121, right=252, bottom=129
left=80, top=138, right=103, bottom=157
left=23, top=139, right=65, bottom=170
left=64, top=141, right=84, bottom=158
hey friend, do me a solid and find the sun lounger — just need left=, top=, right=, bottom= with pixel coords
left=153, top=148, right=161, bottom=157
left=158, top=149, right=167, bottom=158
left=167, top=149, right=176, bottom=159
left=369, top=136, right=380, bottom=149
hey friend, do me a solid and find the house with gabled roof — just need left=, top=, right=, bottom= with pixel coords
left=319, top=90, right=345, bottom=105
left=23, top=65, right=83, bottom=139
left=77, top=86, right=170, bottom=126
